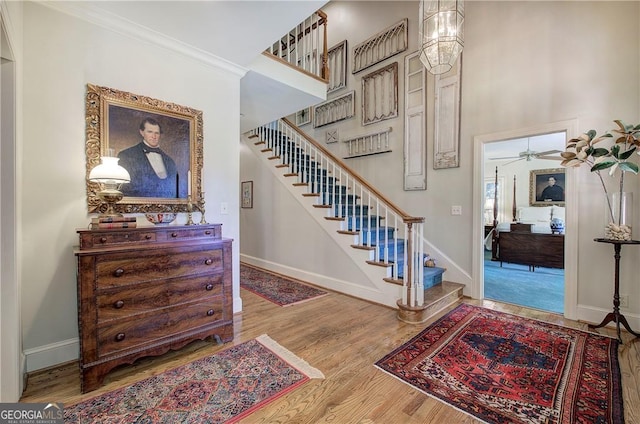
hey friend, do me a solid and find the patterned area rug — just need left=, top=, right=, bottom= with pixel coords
left=240, top=264, right=328, bottom=306
left=375, top=304, right=623, bottom=424
left=64, top=335, right=324, bottom=423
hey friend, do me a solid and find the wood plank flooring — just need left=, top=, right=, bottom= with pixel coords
left=20, top=283, right=640, bottom=423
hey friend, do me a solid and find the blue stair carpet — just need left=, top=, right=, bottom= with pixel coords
left=262, top=129, right=446, bottom=290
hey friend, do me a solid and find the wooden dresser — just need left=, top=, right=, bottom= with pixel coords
left=498, top=224, right=564, bottom=270
left=74, top=224, right=233, bottom=393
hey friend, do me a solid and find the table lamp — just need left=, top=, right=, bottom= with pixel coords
left=89, top=155, right=130, bottom=217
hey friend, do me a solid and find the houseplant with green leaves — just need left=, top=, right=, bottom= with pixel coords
left=561, top=120, right=640, bottom=241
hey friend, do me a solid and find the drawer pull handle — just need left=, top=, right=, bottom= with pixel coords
left=171, top=232, right=178, bottom=238
left=145, top=235, right=152, bottom=240
left=205, top=230, right=212, bottom=235
left=113, top=268, right=125, bottom=277
left=100, top=237, right=107, bottom=243
left=205, top=259, right=213, bottom=265
left=207, top=309, right=215, bottom=316
left=205, top=284, right=214, bottom=291
left=115, top=333, right=126, bottom=342
left=114, top=300, right=125, bottom=309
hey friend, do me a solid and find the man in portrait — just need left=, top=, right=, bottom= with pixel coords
left=118, top=117, right=179, bottom=198
left=538, top=175, right=564, bottom=201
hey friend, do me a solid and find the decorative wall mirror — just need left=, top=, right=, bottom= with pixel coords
left=85, top=84, right=203, bottom=214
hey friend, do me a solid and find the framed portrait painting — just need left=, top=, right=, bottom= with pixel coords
left=85, top=84, right=203, bottom=214
left=530, top=168, right=566, bottom=206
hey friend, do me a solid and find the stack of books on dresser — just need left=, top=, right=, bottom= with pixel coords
left=90, top=216, right=137, bottom=230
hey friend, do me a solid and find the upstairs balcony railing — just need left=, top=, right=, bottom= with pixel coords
left=264, top=10, right=329, bottom=82
left=250, top=118, right=427, bottom=308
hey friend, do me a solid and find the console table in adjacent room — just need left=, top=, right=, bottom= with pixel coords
left=590, top=238, right=640, bottom=343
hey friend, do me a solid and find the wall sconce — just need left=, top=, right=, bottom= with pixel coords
left=89, top=156, right=130, bottom=217
left=419, top=0, right=464, bottom=75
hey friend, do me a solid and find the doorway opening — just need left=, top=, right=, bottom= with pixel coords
left=483, top=133, right=565, bottom=313
left=472, top=120, right=579, bottom=319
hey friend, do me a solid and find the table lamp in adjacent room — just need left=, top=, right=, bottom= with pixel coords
left=89, top=155, right=130, bottom=217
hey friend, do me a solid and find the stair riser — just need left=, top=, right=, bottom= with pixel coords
left=347, top=216, right=382, bottom=230
left=323, top=194, right=359, bottom=205
left=360, top=228, right=396, bottom=244
left=335, top=205, right=370, bottom=216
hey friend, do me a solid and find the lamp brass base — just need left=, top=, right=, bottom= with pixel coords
left=97, top=189, right=124, bottom=217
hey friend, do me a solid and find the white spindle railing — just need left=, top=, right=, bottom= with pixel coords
left=250, top=118, right=426, bottom=308
left=265, top=11, right=328, bottom=81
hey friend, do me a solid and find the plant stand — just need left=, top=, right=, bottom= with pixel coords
left=590, top=238, right=640, bottom=343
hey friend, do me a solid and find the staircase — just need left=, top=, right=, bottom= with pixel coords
left=247, top=118, right=463, bottom=323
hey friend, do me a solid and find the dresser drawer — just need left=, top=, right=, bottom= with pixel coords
left=83, top=230, right=157, bottom=248
left=97, top=273, right=224, bottom=322
left=95, top=246, right=224, bottom=289
left=97, top=300, right=225, bottom=357
left=156, top=226, right=221, bottom=242
left=77, top=224, right=221, bottom=249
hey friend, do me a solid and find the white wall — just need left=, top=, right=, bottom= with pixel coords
left=1, top=0, right=24, bottom=402
left=241, top=1, right=640, bottom=324
left=20, top=2, right=241, bottom=371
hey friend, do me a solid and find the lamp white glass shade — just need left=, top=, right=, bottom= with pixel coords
left=89, top=156, right=130, bottom=185
left=419, top=0, right=464, bottom=75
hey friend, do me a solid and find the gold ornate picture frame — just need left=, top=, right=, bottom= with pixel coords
left=530, top=168, right=566, bottom=206
left=85, top=84, right=203, bottom=214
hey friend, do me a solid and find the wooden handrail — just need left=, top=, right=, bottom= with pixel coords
left=282, top=117, right=424, bottom=224
left=261, top=52, right=329, bottom=84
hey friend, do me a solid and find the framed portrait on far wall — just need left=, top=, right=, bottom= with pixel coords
left=530, top=168, right=565, bottom=206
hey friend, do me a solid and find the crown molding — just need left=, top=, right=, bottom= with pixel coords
left=38, top=1, right=248, bottom=78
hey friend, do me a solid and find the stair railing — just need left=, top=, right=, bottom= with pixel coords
left=264, top=10, right=329, bottom=82
left=250, top=118, right=426, bottom=307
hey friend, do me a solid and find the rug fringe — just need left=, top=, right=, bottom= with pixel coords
left=257, top=334, right=325, bottom=379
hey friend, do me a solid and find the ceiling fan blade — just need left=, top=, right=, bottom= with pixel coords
left=502, top=157, right=525, bottom=166
left=537, top=155, right=563, bottom=161
left=535, top=149, right=562, bottom=156
left=489, top=155, right=521, bottom=161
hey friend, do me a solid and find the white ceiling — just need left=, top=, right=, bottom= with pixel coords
left=47, top=0, right=329, bottom=131
left=83, top=1, right=328, bottom=68
left=484, top=132, right=567, bottom=161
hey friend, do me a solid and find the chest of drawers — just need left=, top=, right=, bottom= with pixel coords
left=74, top=224, right=233, bottom=393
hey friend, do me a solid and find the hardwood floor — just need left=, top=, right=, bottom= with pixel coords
left=21, top=285, right=640, bottom=423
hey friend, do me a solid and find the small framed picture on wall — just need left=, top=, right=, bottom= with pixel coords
left=241, top=181, right=253, bottom=208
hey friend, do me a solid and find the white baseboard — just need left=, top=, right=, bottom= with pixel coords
left=239, top=254, right=399, bottom=309
left=576, top=304, right=640, bottom=334
left=233, top=295, right=243, bottom=313
left=23, top=338, right=79, bottom=373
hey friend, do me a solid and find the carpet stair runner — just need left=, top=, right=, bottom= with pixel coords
left=252, top=128, right=452, bottom=302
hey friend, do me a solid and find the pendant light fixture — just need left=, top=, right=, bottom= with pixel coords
left=418, top=0, right=464, bottom=75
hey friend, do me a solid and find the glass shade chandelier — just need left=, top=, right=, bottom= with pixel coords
left=419, top=0, right=464, bottom=75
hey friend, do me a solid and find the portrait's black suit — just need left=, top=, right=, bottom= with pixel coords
left=117, top=142, right=178, bottom=198
left=539, top=184, right=564, bottom=201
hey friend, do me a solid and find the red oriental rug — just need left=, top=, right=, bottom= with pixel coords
left=375, top=304, right=624, bottom=424
left=240, top=263, right=329, bottom=306
left=64, top=335, right=324, bottom=423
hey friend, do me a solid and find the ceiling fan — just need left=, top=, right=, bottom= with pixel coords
left=490, top=138, right=562, bottom=166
